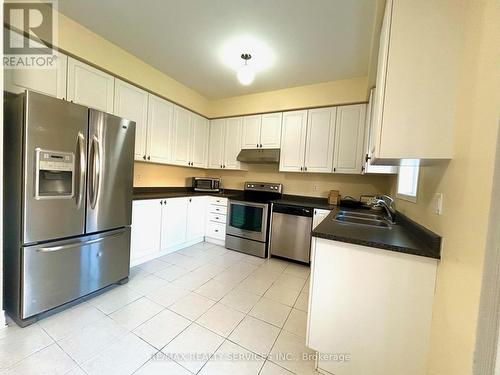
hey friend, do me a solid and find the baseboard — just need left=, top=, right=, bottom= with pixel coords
left=205, top=237, right=225, bottom=247
left=0, top=310, right=6, bottom=328
left=130, top=237, right=205, bottom=267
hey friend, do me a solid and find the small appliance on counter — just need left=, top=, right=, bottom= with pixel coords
left=192, top=177, right=221, bottom=192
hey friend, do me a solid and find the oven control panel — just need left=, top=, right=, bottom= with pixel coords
left=245, top=182, right=282, bottom=193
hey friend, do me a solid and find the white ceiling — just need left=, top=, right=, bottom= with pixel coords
left=58, top=0, right=377, bottom=100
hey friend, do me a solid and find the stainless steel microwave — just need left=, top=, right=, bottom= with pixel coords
left=192, top=177, right=221, bottom=192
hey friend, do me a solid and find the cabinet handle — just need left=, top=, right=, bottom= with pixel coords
left=215, top=229, right=219, bottom=232
left=189, top=198, right=192, bottom=202
left=300, top=166, right=303, bottom=171
left=260, top=144, right=263, bottom=148
left=304, top=166, right=308, bottom=171
left=334, top=167, right=336, bottom=172
left=147, top=156, right=151, bottom=160
left=143, top=155, right=146, bottom=160
left=216, top=217, right=219, bottom=220
left=220, top=164, right=223, bottom=168
left=160, top=201, right=163, bottom=205
left=257, top=144, right=259, bottom=148
left=365, top=154, right=371, bottom=162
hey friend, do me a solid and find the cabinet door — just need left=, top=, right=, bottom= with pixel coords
left=260, top=112, right=282, bottom=148
left=191, top=114, right=209, bottom=168
left=207, top=119, right=225, bottom=169
left=223, top=117, right=243, bottom=170
left=4, top=32, right=67, bottom=98
left=370, top=0, right=392, bottom=158
left=304, top=108, right=336, bottom=173
left=161, top=198, right=188, bottom=250
left=130, top=200, right=162, bottom=263
left=114, top=79, right=149, bottom=161
left=363, top=89, right=398, bottom=174
left=147, top=94, right=173, bottom=164
left=313, top=209, right=331, bottom=229
left=334, top=104, right=366, bottom=174
left=279, top=110, right=308, bottom=172
left=241, top=115, right=262, bottom=149
left=171, top=105, right=192, bottom=166
left=186, top=196, right=207, bottom=241
left=67, top=57, right=114, bottom=112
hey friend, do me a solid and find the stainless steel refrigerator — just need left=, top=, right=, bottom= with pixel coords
left=3, top=91, right=135, bottom=326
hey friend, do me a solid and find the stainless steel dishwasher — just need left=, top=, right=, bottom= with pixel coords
left=270, top=204, right=313, bottom=263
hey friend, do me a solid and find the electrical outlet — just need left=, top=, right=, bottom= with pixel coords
left=435, top=193, right=443, bottom=215
left=312, top=185, right=318, bottom=192
left=136, top=174, right=142, bottom=181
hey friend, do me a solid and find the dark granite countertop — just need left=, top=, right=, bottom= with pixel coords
left=271, top=194, right=337, bottom=210
left=312, top=207, right=441, bottom=260
left=133, top=187, right=242, bottom=200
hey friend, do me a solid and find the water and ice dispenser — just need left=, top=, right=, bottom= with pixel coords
left=35, top=149, right=75, bottom=199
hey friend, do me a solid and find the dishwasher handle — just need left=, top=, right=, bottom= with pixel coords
left=272, top=204, right=313, bottom=217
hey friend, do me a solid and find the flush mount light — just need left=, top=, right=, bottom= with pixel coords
left=237, top=53, right=255, bottom=85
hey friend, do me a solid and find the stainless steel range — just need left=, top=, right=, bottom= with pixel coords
left=226, top=182, right=283, bottom=258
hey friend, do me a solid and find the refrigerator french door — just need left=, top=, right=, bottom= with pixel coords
left=3, top=91, right=135, bottom=325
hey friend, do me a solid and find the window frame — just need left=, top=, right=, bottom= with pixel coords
left=396, top=159, right=420, bottom=203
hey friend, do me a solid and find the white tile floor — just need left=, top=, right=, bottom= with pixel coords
left=0, top=242, right=318, bottom=375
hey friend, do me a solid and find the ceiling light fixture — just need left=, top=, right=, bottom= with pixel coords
left=237, top=53, right=255, bottom=85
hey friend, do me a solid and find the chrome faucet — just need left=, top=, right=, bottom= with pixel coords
left=370, top=195, right=396, bottom=224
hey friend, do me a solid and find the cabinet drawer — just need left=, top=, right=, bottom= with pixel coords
left=209, top=196, right=227, bottom=207
left=209, top=204, right=227, bottom=215
left=208, top=212, right=226, bottom=224
left=206, top=221, right=225, bottom=240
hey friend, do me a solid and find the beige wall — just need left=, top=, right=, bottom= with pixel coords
left=204, top=164, right=390, bottom=197
left=134, top=162, right=392, bottom=197
left=391, top=1, right=500, bottom=373
left=208, top=77, right=368, bottom=118
left=134, top=162, right=206, bottom=187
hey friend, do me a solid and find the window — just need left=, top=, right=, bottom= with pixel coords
left=397, top=159, right=420, bottom=202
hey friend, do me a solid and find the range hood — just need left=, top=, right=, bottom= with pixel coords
left=237, top=148, right=280, bottom=164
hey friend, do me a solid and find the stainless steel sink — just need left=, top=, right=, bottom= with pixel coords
left=333, top=211, right=392, bottom=228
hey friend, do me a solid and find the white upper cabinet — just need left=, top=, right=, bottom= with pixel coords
left=147, top=94, right=173, bottom=164
left=363, top=89, right=398, bottom=174
left=4, top=31, right=67, bottom=98
left=371, top=0, right=460, bottom=161
left=207, top=118, right=245, bottom=170
left=333, top=104, right=366, bottom=174
left=67, top=57, right=114, bottom=113
left=171, top=105, right=192, bottom=166
left=113, top=79, right=149, bottom=161
left=304, top=108, right=336, bottom=173
left=190, top=114, right=209, bottom=168
left=260, top=112, right=282, bottom=148
left=208, top=119, right=225, bottom=169
left=242, top=115, right=262, bottom=149
left=279, top=110, right=308, bottom=172
left=241, top=112, right=282, bottom=149
left=223, top=117, right=243, bottom=170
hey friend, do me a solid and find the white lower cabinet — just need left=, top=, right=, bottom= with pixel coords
left=160, top=198, right=188, bottom=251
left=130, top=199, right=162, bottom=263
left=307, top=238, right=437, bottom=375
left=205, top=198, right=228, bottom=244
left=131, top=196, right=217, bottom=266
left=186, top=196, right=208, bottom=241
left=312, top=209, right=331, bottom=229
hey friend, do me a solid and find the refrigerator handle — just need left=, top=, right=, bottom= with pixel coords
left=90, top=135, right=101, bottom=209
left=76, top=132, right=86, bottom=209
left=36, top=232, right=122, bottom=252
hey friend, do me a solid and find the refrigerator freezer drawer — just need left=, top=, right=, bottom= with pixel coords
left=21, top=227, right=130, bottom=319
